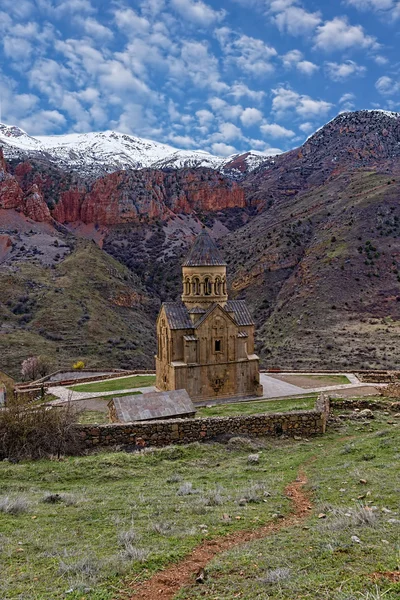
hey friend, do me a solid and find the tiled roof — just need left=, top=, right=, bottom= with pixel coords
left=163, top=300, right=254, bottom=329
left=188, top=306, right=206, bottom=314
left=111, top=389, right=196, bottom=422
left=163, top=302, right=193, bottom=329
left=182, top=229, right=227, bottom=267
left=226, top=300, right=255, bottom=326
left=184, top=335, right=198, bottom=341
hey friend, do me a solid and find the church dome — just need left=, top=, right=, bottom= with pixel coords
left=182, top=229, right=227, bottom=267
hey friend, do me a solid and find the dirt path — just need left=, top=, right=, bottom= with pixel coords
left=124, top=470, right=312, bottom=600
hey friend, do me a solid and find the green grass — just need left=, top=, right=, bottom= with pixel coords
left=196, top=395, right=317, bottom=418
left=177, top=414, right=400, bottom=600
left=77, top=410, right=109, bottom=424
left=0, top=407, right=398, bottom=600
left=68, top=375, right=156, bottom=393
left=303, top=374, right=351, bottom=385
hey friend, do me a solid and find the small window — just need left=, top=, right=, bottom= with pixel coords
left=215, top=339, right=221, bottom=352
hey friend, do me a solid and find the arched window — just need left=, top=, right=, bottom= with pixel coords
left=222, top=278, right=227, bottom=295
left=204, top=276, right=212, bottom=296
left=184, top=278, right=191, bottom=295
left=215, top=277, right=221, bottom=295
left=192, top=277, right=200, bottom=295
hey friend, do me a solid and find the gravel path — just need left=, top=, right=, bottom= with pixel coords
left=48, top=384, right=156, bottom=405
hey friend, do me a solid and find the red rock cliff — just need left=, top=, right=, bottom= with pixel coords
left=5, top=154, right=247, bottom=226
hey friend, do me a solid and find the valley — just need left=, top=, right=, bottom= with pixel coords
left=1, top=110, right=400, bottom=377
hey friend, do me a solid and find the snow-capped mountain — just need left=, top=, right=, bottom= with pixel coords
left=0, top=123, right=274, bottom=178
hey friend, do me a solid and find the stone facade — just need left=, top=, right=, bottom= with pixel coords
left=155, top=229, right=263, bottom=401
left=78, top=394, right=330, bottom=449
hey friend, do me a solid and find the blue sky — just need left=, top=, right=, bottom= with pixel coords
left=0, top=0, right=399, bottom=155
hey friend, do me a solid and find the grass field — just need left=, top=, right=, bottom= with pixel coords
left=196, top=395, right=317, bottom=418
left=305, top=374, right=351, bottom=385
left=69, top=375, right=156, bottom=393
left=0, top=407, right=398, bottom=600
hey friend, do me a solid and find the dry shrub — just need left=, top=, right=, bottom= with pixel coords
left=261, top=567, right=291, bottom=585
left=0, top=399, right=82, bottom=460
left=0, top=495, right=30, bottom=515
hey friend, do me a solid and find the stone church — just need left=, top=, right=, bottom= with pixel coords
left=156, top=228, right=263, bottom=401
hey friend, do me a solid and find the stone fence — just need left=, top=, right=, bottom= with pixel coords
left=77, top=393, right=330, bottom=450
left=16, top=369, right=155, bottom=393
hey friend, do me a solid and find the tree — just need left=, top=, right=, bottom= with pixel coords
left=21, top=356, right=50, bottom=381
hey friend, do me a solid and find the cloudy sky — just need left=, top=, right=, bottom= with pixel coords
left=0, top=0, right=399, bottom=156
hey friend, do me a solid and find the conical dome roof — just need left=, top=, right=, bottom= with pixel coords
left=183, top=229, right=227, bottom=267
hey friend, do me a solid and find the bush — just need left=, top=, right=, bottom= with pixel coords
left=0, top=399, right=82, bottom=460
left=73, top=361, right=85, bottom=370
left=21, top=355, right=51, bottom=381
left=0, top=495, right=30, bottom=515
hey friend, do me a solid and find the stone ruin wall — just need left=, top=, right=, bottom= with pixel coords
left=78, top=394, right=330, bottom=450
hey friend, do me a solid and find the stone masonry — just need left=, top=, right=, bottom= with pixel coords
left=78, top=394, right=329, bottom=449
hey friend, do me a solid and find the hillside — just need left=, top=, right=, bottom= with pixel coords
left=0, top=226, right=157, bottom=377
left=1, top=110, right=400, bottom=374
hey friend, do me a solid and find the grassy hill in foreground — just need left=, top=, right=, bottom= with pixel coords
left=0, top=239, right=157, bottom=378
left=0, top=405, right=398, bottom=599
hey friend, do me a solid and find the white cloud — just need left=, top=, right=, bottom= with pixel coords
left=348, top=0, right=400, bottom=20
left=216, top=29, right=277, bottom=76
left=0, top=0, right=34, bottom=19
left=169, top=41, right=228, bottom=92
left=374, top=55, right=389, bottom=65
left=240, top=107, right=263, bottom=127
left=339, top=92, right=356, bottom=103
left=298, top=60, right=319, bottom=75
left=211, top=142, right=236, bottom=156
left=170, top=0, right=226, bottom=26
left=140, top=0, right=166, bottom=17
left=213, top=122, right=243, bottom=141
left=77, top=17, right=114, bottom=41
left=299, top=121, right=314, bottom=133
left=196, top=109, right=214, bottom=126
left=325, top=60, right=366, bottom=81
left=339, top=92, right=356, bottom=111
left=114, top=8, right=151, bottom=35
left=3, top=37, right=33, bottom=61
left=272, top=87, right=333, bottom=119
left=375, top=75, right=400, bottom=95
left=314, top=17, right=378, bottom=51
left=346, top=0, right=393, bottom=7
left=261, top=122, right=295, bottom=138
left=228, top=83, right=265, bottom=102
left=208, top=97, right=243, bottom=120
left=272, top=5, right=322, bottom=35
left=19, top=109, right=66, bottom=135
left=168, top=134, right=197, bottom=147
left=281, top=50, right=319, bottom=75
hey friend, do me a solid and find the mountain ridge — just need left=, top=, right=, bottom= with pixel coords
left=0, top=123, right=274, bottom=179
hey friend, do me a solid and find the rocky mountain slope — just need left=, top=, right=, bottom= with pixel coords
left=0, top=123, right=271, bottom=179
left=1, top=110, right=399, bottom=376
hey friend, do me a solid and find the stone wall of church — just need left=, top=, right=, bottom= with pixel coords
left=175, top=358, right=261, bottom=400
left=78, top=394, right=330, bottom=449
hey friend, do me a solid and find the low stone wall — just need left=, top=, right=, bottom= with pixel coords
left=382, top=384, right=400, bottom=399
left=78, top=393, right=330, bottom=449
left=331, top=398, right=395, bottom=411
left=16, top=370, right=156, bottom=392
left=357, top=371, right=400, bottom=384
